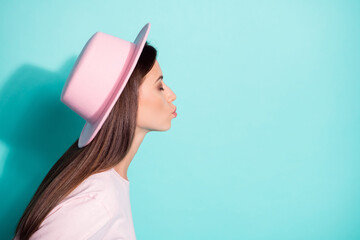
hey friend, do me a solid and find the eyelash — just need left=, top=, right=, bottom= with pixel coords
left=159, top=86, right=165, bottom=91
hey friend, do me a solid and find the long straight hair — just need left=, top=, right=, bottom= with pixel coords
left=14, top=41, right=157, bottom=240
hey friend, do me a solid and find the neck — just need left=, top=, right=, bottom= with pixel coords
left=113, top=127, right=148, bottom=181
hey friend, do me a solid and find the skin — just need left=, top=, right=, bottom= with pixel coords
left=113, top=60, right=177, bottom=181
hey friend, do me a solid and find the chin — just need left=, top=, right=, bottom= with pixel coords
left=158, top=125, right=171, bottom=131
left=145, top=123, right=171, bottom=132
left=157, top=123, right=172, bottom=132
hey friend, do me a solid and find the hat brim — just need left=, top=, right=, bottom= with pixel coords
left=77, top=23, right=151, bottom=148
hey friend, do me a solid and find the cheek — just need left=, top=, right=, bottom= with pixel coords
left=138, top=93, right=168, bottom=121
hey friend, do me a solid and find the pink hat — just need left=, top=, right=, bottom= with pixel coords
left=60, top=23, right=151, bottom=148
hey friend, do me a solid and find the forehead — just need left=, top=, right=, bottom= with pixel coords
left=144, top=60, right=162, bottom=82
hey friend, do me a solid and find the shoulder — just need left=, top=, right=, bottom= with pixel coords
left=63, top=168, right=123, bottom=197
left=50, top=168, right=128, bottom=218
left=81, top=168, right=129, bottom=212
left=31, top=169, right=126, bottom=239
left=31, top=194, right=111, bottom=239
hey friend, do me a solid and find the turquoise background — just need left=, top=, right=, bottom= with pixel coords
left=1, top=0, right=359, bottom=239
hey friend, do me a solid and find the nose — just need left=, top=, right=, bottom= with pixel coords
left=167, top=86, right=176, bottom=102
left=169, top=91, right=176, bottom=102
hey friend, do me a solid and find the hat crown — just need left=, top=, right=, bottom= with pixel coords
left=60, top=32, right=136, bottom=123
left=59, top=23, right=150, bottom=148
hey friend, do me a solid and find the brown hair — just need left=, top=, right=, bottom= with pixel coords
left=14, top=41, right=157, bottom=239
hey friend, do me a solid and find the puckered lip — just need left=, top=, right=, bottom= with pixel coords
left=172, top=106, right=177, bottom=113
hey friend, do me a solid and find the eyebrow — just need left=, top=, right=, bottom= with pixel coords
left=154, top=75, right=163, bottom=84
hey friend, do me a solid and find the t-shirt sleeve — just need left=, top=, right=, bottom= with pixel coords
left=30, top=196, right=112, bottom=240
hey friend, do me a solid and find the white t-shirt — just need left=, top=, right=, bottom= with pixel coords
left=14, top=167, right=136, bottom=240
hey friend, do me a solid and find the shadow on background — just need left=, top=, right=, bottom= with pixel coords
left=0, top=57, right=84, bottom=239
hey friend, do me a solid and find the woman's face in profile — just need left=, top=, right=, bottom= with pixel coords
left=137, top=60, right=177, bottom=132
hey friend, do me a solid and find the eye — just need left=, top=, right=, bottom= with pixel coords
left=159, top=86, right=165, bottom=91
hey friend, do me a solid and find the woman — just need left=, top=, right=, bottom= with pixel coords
left=13, top=23, right=177, bottom=239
